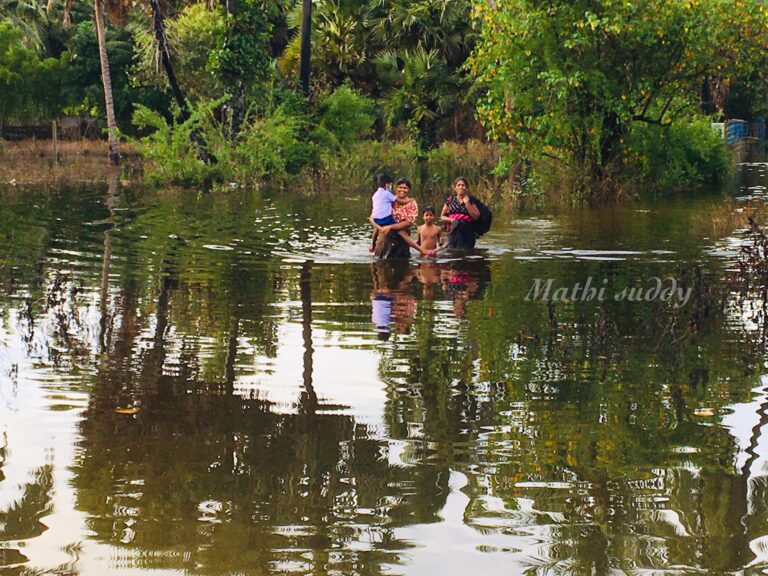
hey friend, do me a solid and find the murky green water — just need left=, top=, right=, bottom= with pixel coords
left=2, top=166, right=768, bottom=575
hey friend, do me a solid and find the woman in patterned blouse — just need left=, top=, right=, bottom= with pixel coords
left=441, top=176, right=481, bottom=248
left=373, top=178, right=433, bottom=257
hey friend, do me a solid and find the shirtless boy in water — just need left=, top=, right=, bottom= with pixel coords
left=417, top=206, right=443, bottom=252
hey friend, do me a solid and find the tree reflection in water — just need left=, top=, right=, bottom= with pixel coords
left=72, top=253, right=453, bottom=575
left=0, top=465, right=54, bottom=568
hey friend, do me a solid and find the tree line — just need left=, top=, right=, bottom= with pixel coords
left=2, top=0, right=767, bottom=198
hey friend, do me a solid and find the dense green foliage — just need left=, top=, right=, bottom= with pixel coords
left=134, top=3, right=227, bottom=102
left=0, top=22, right=39, bottom=121
left=127, top=85, right=378, bottom=185
left=623, top=120, right=732, bottom=191
left=2, top=0, right=767, bottom=198
left=469, top=0, right=768, bottom=198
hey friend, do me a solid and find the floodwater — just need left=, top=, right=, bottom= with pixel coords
left=1, top=166, right=768, bottom=575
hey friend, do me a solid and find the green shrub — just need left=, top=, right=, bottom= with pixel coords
left=314, top=85, right=376, bottom=152
left=318, top=139, right=504, bottom=197
left=320, top=140, right=418, bottom=192
left=623, top=119, right=731, bottom=192
left=425, top=140, right=500, bottom=195
left=234, top=106, right=307, bottom=181
left=129, top=97, right=316, bottom=185
left=128, top=91, right=501, bottom=193
left=127, top=99, right=226, bottom=186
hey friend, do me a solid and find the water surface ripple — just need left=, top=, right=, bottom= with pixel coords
left=0, top=175, right=767, bottom=574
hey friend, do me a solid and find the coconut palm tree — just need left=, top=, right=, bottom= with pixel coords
left=279, top=0, right=377, bottom=91
left=57, top=0, right=123, bottom=163
left=299, top=0, right=311, bottom=94
left=92, top=0, right=120, bottom=164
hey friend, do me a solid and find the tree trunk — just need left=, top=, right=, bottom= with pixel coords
left=299, top=0, right=312, bottom=95
left=147, top=0, right=211, bottom=162
left=147, top=0, right=189, bottom=121
left=599, top=111, right=623, bottom=173
left=220, top=0, right=246, bottom=135
left=52, top=119, right=58, bottom=166
left=94, top=0, right=120, bottom=165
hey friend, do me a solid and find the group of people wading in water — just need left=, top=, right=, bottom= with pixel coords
left=367, top=174, right=492, bottom=336
left=368, top=174, right=492, bottom=259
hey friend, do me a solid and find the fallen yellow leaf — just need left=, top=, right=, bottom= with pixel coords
left=115, top=407, right=139, bottom=415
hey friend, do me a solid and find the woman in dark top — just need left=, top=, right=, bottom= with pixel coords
left=440, top=177, right=481, bottom=249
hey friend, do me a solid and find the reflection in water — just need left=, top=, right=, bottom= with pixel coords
left=439, top=259, right=489, bottom=319
left=0, top=466, right=54, bottom=543
left=371, top=261, right=418, bottom=337
left=1, top=176, right=768, bottom=573
left=299, top=261, right=317, bottom=413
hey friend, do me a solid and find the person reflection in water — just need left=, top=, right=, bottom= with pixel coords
left=417, top=261, right=441, bottom=300
left=371, top=291, right=394, bottom=339
left=371, top=261, right=417, bottom=337
left=441, top=265, right=481, bottom=319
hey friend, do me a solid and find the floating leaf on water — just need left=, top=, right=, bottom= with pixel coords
left=115, top=407, right=139, bottom=415
left=694, top=408, right=715, bottom=417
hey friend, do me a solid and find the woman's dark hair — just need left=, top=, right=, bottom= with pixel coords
left=396, top=177, right=412, bottom=189
left=454, top=176, right=469, bottom=189
left=375, top=173, right=394, bottom=188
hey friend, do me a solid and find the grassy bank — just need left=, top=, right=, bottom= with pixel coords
left=0, top=137, right=515, bottom=200
left=0, top=121, right=737, bottom=209
left=0, top=140, right=142, bottom=185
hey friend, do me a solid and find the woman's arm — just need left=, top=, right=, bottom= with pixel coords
left=464, top=197, right=481, bottom=220
left=399, top=230, right=428, bottom=256
left=440, top=202, right=452, bottom=223
left=380, top=219, right=412, bottom=235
